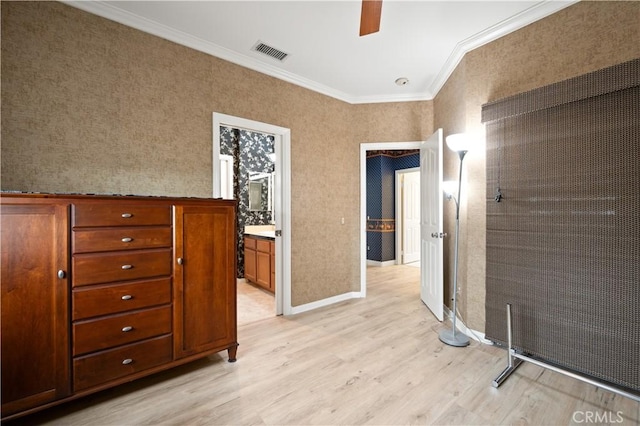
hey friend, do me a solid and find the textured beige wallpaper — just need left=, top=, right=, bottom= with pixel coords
left=0, top=2, right=432, bottom=308
left=353, top=102, right=434, bottom=142
left=433, top=0, right=640, bottom=331
left=3, top=1, right=637, bottom=319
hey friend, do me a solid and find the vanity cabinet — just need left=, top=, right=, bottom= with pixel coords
left=271, top=245, right=276, bottom=288
left=255, top=239, right=272, bottom=289
left=244, top=235, right=275, bottom=293
left=0, top=194, right=237, bottom=421
left=244, top=236, right=257, bottom=283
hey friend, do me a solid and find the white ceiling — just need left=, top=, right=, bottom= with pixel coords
left=66, top=0, right=576, bottom=104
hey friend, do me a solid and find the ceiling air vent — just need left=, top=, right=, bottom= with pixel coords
left=252, top=41, right=289, bottom=62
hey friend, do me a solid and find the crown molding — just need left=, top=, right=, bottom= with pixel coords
left=349, top=91, right=433, bottom=104
left=64, top=0, right=578, bottom=105
left=63, top=1, right=361, bottom=103
left=428, top=0, right=579, bottom=98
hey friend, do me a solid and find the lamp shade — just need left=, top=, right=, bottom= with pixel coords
left=445, top=133, right=474, bottom=153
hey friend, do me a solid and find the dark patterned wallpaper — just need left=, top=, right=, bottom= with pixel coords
left=366, top=153, right=419, bottom=262
left=220, top=126, right=275, bottom=277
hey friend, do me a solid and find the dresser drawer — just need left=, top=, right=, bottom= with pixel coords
left=73, top=278, right=171, bottom=320
left=73, top=249, right=171, bottom=287
left=73, top=306, right=172, bottom=356
left=73, top=335, right=172, bottom=392
left=73, top=204, right=171, bottom=228
left=73, top=227, right=171, bottom=253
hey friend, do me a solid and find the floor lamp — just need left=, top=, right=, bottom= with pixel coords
left=439, top=133, right=474, bottom=347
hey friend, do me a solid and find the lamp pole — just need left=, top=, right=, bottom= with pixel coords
left=439, top=149, right=471, bottom=347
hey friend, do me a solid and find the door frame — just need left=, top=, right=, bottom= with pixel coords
left=213, top=113, right=292, bottom=316
left=395, top=167, right=420, bottom=265
left=219, top=154, right=234, bottom=200
left=360, top=142, right=424, bottom=297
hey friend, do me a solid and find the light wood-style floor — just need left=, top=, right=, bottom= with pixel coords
left=15, top=265, right=639, bottom=425
left=237, top=279, right=275, bottom=327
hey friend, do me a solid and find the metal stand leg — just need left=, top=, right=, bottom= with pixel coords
left=491, top=305, right=640, bottom=402
left=492, top=303, right=522, bottom=387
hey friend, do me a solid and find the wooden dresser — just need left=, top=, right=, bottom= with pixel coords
left=0, top=194, right=238, bottom=420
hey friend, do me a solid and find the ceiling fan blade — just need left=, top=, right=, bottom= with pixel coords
left=359, top=0, right=382, bottom=36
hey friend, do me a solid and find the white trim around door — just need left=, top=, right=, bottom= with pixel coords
left=213, top=113, right=292, bottom=316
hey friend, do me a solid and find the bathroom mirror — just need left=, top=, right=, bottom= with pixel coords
left=248, top=171, right=273, bottom=211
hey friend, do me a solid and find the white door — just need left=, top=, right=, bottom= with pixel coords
left=402, top=171, right=421, bottom=264
left=420, top=129, right=444, bottom=321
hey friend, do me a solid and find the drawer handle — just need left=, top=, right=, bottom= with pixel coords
left=121, top=237, right=133, bottom=243
left=57, top=270, right=66, bottom=279
left=177, top=257, right=184, bottom=265
left=122, top=358, right=133, bottom=365
left=121, top=294, right=133, bottom=300
left=121, top=326, right=133, bottom=332
left=121, top=213, right=132, bottom=218
left=121, top=264, right=133, bottom=270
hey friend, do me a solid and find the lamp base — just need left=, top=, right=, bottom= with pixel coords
left=439, top=329, right=470, bottom=347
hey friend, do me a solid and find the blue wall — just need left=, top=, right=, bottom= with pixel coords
left=366, top=153, right=419, bottom=262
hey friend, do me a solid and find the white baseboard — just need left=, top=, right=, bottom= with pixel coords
left=442, top=306, right=494, bottom=345
left=366, top=260, right=396, bottom=267
left=289, top=291, right=363, bottom=315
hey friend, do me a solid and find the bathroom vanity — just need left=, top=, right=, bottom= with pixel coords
left=244, top=226, right=275, bottom=293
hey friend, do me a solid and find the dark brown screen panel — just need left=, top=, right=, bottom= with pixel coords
left=483, top=59, right=639, bottom=393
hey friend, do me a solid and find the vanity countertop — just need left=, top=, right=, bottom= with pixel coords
left=245, top=230, right=275, bottom=239
left=244, top=225, right=275, bottom=239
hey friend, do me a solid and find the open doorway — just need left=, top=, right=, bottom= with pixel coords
left=360, top=130, right=444, bottom=321
left=220, top=127, right=275, bottom=326
left=212, top=113, right=292, bottom=322
left=360, top=142, right=423, bottom=297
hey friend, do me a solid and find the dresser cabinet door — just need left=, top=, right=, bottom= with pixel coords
left=1, top=201, right=71, bottom=416
left=173, top=205, right=237, bottom=360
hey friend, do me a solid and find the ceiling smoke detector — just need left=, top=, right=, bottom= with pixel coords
left=395, top=77, right=409, bottom=86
